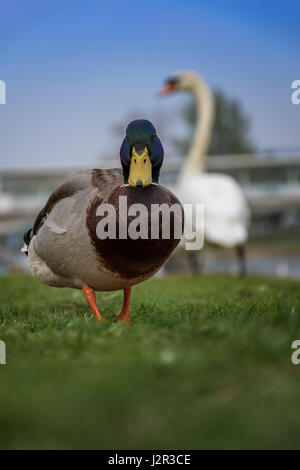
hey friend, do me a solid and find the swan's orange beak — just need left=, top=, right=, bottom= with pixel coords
left=157, top=83, right=177, bottom=97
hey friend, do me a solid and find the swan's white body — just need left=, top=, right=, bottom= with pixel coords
left=176, top=173, right=249, bottom=248
left=164, top=72, right=250, bottom=249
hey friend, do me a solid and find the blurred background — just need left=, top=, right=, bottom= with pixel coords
left=0, top=0, right=300, bottom=278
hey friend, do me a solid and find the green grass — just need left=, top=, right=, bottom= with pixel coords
left=0, top=273, right=300, bottom=449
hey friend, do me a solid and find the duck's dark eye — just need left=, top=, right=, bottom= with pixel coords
left=151, top=132, right=156, bottom=142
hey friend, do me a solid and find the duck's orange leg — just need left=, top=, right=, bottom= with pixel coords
left=117, top=287, right=132, bottom=324
left=82, top=286, right=103, bottom=322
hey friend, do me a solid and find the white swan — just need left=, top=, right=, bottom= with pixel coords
left=159, top=71, right=250, bottom=275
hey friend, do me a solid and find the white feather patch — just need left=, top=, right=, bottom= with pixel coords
left=45, top=219, right=67, bottom=234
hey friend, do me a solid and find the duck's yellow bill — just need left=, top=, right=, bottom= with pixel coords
left=128, top=146, right=152, bottom=188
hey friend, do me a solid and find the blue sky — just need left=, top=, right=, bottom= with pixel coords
left=0, top=0, right=299, bottom=167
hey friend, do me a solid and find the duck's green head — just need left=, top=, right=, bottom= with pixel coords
left=120, top=119, right=164, bottom=187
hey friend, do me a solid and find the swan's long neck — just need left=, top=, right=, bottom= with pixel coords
left=179, top=77, right=214, bottom=183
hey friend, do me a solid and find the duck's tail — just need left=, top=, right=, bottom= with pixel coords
left=21, top=228, right=33, bottom=256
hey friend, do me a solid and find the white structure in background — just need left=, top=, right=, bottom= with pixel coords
left=0, top=192, right=14, bottom=216
left=0, top=154, right=300, bottom=234
left=0, top=160, right=15, bottom=232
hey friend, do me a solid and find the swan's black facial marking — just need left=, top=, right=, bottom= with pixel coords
left=158, top=76, right=180, bottom=97
left=165, top=76, right=180, bottom=89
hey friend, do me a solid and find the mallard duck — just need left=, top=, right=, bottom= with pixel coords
left=22, top=119, right=183, bottom=323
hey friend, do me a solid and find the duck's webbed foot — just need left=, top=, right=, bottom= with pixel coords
left=117, top=287, right=132, bottom=324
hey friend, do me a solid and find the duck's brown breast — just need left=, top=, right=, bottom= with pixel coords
left=86, top=184, right=183, bottom=280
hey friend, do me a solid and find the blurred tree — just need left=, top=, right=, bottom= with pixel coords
left=174, top=89, right=256, bottom=156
